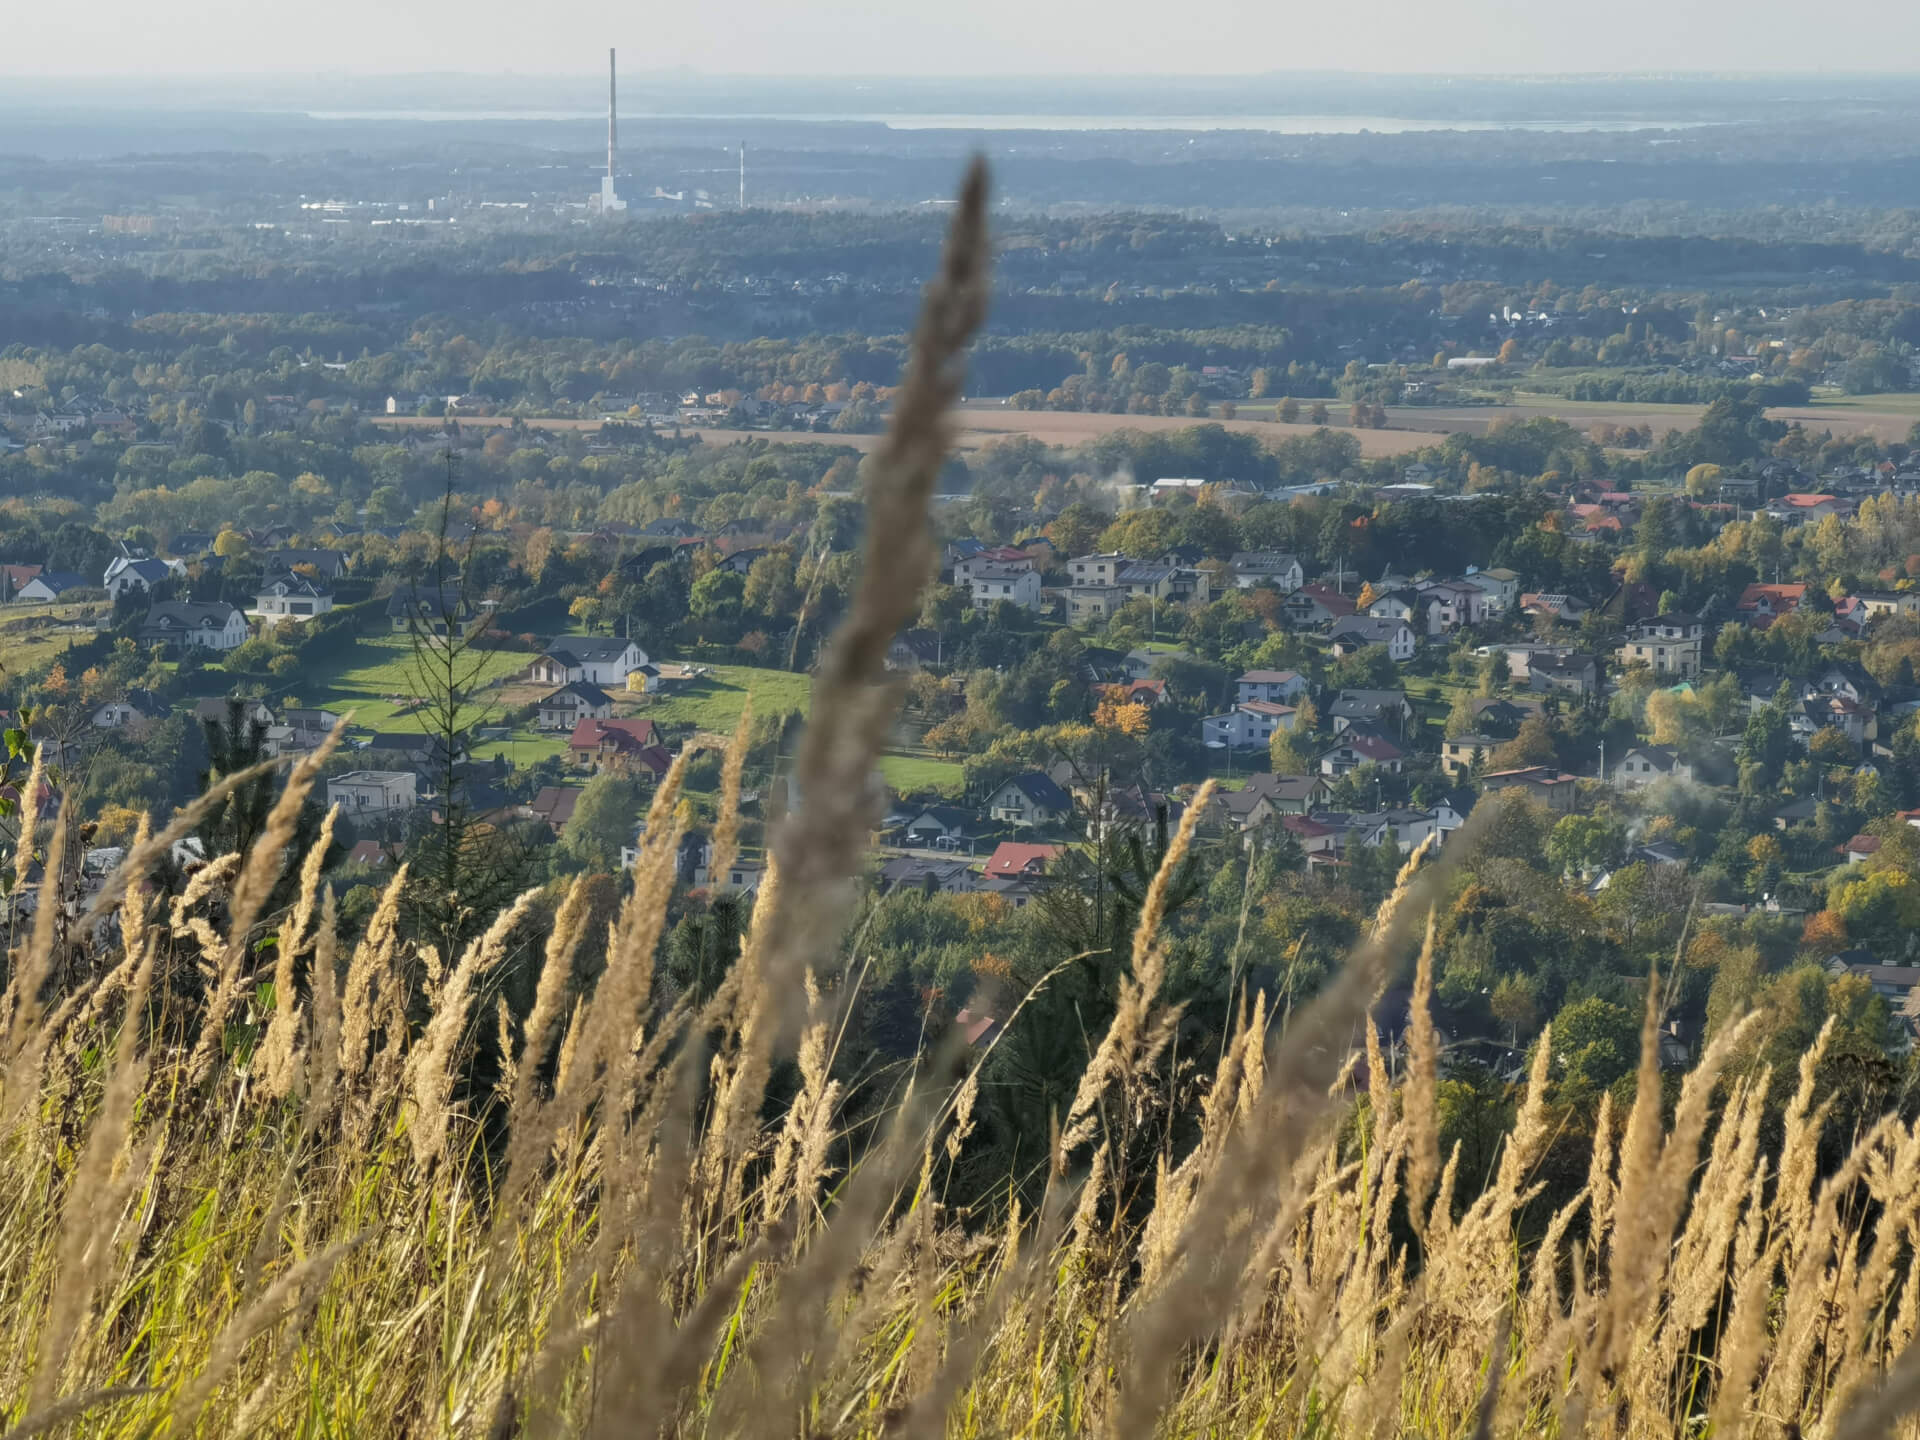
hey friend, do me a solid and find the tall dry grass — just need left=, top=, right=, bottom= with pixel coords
left=1, top=162, right=1919, bottom=1439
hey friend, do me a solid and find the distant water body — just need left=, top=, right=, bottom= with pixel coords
left=302, top=110, right=1715, bottom=134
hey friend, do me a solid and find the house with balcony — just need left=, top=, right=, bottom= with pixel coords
left=969, top=564, right=1043, bottom=612
left=1329, top=615, right=1417, bottom=663
left=140, top=600, right=247, bottom=652
left=529, top=636, right=649, bottom=688
left=1236, top=669, right=1308, bottom=705
left=326, top=770, right=419, bottom=815
left=1616, top=613, right=1706, bottom=678
left=254, top=572, right=335, bottom=624
left=1202, top=701, right=1297, bottom=750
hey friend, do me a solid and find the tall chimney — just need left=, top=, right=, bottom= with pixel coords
left=608, top=49, right=618, bottom=185
left=739, top=141, right=746, bottom=209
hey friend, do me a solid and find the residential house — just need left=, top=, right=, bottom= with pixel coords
left=1365, top=587, right=1422, bottom=624
left=1329, top=615, right=1417, bottom=663
left=952, top=546, right=1035, bottom=589
left=1441, top=733, right=1503, bottom=778
left=1281, top=814, right=1342, bottom=857
left=1067, top=552, right=1128, bottom=588
left=969, top=564, right=1043, bottom=612
left=1797, top=692, right=1874, bottom=748
left=266, top=548, right=350, bottom=581
left=1774, top=796, right=1820, bottom=831
left=140, top=600, right=248, bottom=652
left=527, top=786, right=580, bottom=835
left=567, top=716, right=671, bottom=777
left=103, top=556, right=175, bottom=602
left=1092, top=681, right=1162, bottom=716
left=1113, top=649, right=1172, bottom=682
left=1117, top=562, right=1211, bottom=606
left=901, top=806, right=977, bottom=850
left=253, top=572, right=335, bottom=622
left=386, top=582, right=477, bottom=635
left=1230, top=552, right=1304, bottom=591
left=1078, top=783, right=1173, bottom=841
left=1520, top=593, right=1589, bottom=623
left=1236, top=669, right=1308, bottom=705
left=1529, top=651, right=1600, bottom=698
left=1329, top=689, right=1412, bottom=736
left=1462, top=567, right=1521, bottom=616
left=985, top=772, right=1072, bottom=829
left=1737, top=583, right=1808, bottom=623
left=878, top=856, right=980, bottom=896
left=0, top=564, right=42, bottom=601
left=325, top=770, right=418, bottom=816
left=90, top=689, right=168, bottom=735
left=1320, top=733, right=1406, bottom=777
left=1815, top=661, right=1883, bottom=708
left=529, top=636, right=649, bottom=688
left=1762, top=493, right=1851, bottom=526
left=983, top=842, right=1060, bottom=881
left=1416, top=579, right=1487, bottom=635
left=1840, top=835, right=1883, bottom=866
left=1614, top=746, right=1694, bottom=789
left=885, top=629, right=944, bottom=670
left=358, top=732, right=468, bottom=772
left=1480, top=766, right=1580, bottom=813
left=1825, top=951, right=1920, bottom=1003
left=1202, top=700, right=1297, bottom=749
left=1470, top=696, right=1543, bottom=735
left=1851, top=591, right=1920, bottom=623
left=193, top=696, right=276, bottom=732
left=1280, top=584, right=1356, bottom=627
left=17, top=571, right=89, bottom=602
left=1215, top=772, right=1328, bottom=830
left=1617, top=613, right=1707, bottom=678
left=346, top=840, right=393, bottom=869
left=1067, top=587, right=1127, bottom=623
left=537, top=681, right=615, bottom=731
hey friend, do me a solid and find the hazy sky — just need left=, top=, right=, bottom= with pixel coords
left=8, top=0, right=1920, bottom=77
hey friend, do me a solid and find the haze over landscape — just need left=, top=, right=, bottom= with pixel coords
left=13, top=6, right=1920, bottom=1435
left=8, top=0, right=1920, bottom=74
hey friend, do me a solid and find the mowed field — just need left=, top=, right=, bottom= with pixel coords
left=372, top=389, right=1920, bottom=463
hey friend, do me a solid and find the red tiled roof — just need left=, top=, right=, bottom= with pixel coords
left=1737, top=583, right=1807, bottom=611
left=568, top=716, right=660, bottom=752
left=984, top=842, right=1061, bottom=878
left=1344, top=734, right=1404, bottom=763
left=1293, top=584, right=1356, bottom=617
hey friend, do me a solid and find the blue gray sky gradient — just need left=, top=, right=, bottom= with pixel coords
left=7, top=0, right=1920, bottom=76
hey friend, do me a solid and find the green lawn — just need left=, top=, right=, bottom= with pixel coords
left=0, top=604, right=108, bottom=684
left=1800, top=389, right=1920, bottom=415
left=292, top=633, right=536, bottom=732
left=640, top=664, right=813, bottom=734
left=878, top=754, right=965, bottom=796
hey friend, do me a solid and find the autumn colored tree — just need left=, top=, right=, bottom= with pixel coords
left=1092, top=695, right=1150, bottom=738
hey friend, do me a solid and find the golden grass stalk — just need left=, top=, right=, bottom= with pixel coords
left=186, top=720, right=344, bottom=1085
left=1057, top=778, right=1215, bottom=1156
left=751, top=157, right=989, bottom=1053
left=258, top=803, right=340, bottom=1102
left=405, top=887, right=538, bottom=1169
left=9, top=741, right=44, bottom=896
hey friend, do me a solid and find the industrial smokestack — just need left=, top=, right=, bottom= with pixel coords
left=739, top=141, right=746, bottom=209
left=596, top=48, right=625, bottom=212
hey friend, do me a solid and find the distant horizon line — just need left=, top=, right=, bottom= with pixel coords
left=6, top=67, right=1920, bottom=83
